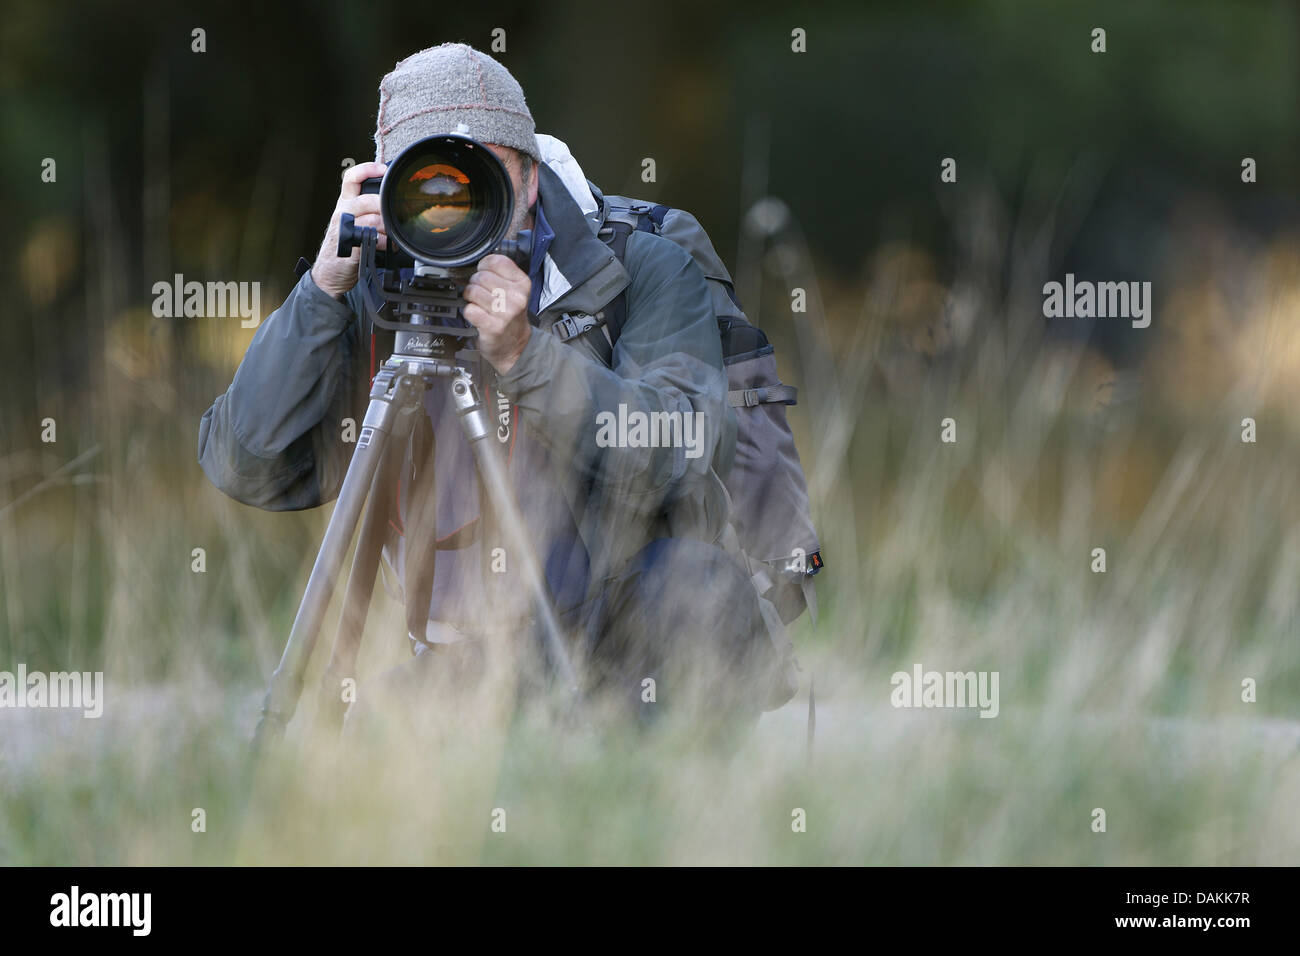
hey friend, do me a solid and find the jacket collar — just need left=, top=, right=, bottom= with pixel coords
left=532, top=162, right=629, bottom=321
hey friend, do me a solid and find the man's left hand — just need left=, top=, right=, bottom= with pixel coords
left=463, top=253, right=533, bottom=374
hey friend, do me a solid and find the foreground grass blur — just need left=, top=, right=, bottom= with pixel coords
left=2, top=194, right=1299, bottom=865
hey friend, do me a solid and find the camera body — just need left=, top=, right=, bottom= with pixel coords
left=335, top=134, right=533, bottom=350
left=341, top=133, right=530, bottom=270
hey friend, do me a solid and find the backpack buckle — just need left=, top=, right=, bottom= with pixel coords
left=601, top=202, right=649, bottom=229
left=552, top=311, right=604, bottom=342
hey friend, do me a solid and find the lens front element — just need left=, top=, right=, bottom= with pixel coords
left=381, top=136, right=514, bottom=268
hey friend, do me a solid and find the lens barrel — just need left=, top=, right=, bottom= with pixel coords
left=380, top=135, right=515, bottom=268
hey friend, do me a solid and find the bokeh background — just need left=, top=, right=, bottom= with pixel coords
left=2, top=0, right=1299, bottom=864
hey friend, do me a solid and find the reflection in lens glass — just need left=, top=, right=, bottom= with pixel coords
left=394, top=163, right=480, bottom=244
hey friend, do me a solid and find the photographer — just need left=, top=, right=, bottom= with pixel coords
left=198, top=43, right=778, bottom=736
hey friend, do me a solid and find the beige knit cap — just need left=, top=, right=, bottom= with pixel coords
left=374, top=43, right=542, bottom=164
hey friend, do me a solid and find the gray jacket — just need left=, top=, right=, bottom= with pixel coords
left=198, top=160, right=736, bottom=630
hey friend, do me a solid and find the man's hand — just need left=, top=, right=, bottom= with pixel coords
left=463, top=253, right=533, bottom=374
left=310, top=161, right=389, bottom=299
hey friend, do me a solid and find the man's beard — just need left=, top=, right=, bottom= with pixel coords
left=507, top=199, right=535, bottom=241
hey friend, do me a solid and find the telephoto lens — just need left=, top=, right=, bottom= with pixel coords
left=380, top=134, right=515, bottom=269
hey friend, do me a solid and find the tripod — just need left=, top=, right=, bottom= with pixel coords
left=251, top=326, right=578, bottom=751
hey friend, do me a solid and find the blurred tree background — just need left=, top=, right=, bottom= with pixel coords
left=3, top=0, right=1296, bottom=411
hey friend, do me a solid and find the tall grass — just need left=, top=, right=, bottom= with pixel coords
left=2, top=181, right=1299, bottom=865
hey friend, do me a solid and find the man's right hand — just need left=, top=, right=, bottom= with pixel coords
left=310, top=161, right=389, bottom=299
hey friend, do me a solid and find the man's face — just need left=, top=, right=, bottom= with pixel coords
left=484, top=142, right=539, bottom=239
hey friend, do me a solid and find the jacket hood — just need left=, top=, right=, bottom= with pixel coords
left=531, top=133, right=629, bottom=317
left=535, top=133, right=599, bottom=218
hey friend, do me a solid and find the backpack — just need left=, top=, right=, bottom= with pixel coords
left=555, top=186, right=825, bottom=710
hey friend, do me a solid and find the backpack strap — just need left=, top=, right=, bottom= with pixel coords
left=728, top=384, right=798, bottom=407
left=594, top=200, right=664, bottom=349
left=544, top=202, right=647, bottom=363
left=548, top=198, right=675, bottom=361
left=597, top=219, right=637, bottom=347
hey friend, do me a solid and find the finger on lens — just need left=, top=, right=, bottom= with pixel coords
left=346, top=194, right=382, bottom=216
left=478, top=253, right=519, bottom=276
left=340, top=161, right=389, bottom=198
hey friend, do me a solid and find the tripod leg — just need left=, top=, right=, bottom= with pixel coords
left=314, top=428, right=403, bottom=736
left=401, top=413, right=440, bottom=647
left=253, top=382, right=412, bottom=751
left=447, top=370, right=579, bottom=694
